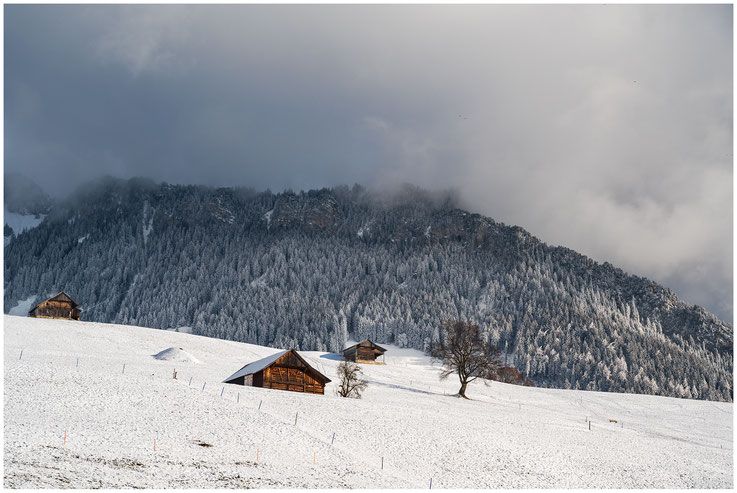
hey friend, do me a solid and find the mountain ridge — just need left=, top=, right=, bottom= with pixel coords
left=3, top=176, right=733, bottom=401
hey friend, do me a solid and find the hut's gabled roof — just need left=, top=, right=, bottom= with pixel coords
left=343, top=339, right=387, bottom=354
left=224, top=350, right=288, bottom=382
left=223, top=349, right=331, bottom=384
left=28, top=291, right=78, bottom=314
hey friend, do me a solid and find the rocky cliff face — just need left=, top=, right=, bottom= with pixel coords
left=269, top=191, right=342, bottom=232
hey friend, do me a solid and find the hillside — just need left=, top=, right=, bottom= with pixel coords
left=3, top=177, right=733, bottom=401
left=3, top=315, right=732, bottom=488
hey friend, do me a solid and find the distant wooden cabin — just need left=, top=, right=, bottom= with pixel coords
left=28, top=291, right=81, bottom=320
left=223, top=349, right=331, bottom=394
left=343, top=339, right=387, bottom=364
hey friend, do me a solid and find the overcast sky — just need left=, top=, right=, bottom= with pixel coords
left=4, top=4, right=733, bottom=322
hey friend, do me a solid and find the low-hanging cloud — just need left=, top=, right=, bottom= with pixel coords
left=4, top=4, right=732, bottom=321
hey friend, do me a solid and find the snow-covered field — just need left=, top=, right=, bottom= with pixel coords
left=3, top=315, right=733, bottom=488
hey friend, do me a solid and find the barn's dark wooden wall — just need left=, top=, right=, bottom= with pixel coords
left=356, top=347, right=379, bottom=361
left=262, top=352, right=325, bottom=394
left=29, top=300, right=81, bottom=320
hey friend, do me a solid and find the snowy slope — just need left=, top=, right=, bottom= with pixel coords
left=3, top=316, right=733, bottom=488
left=7, top=296, right=36, bottom=317
left=4, top=208, right=46, bottom=242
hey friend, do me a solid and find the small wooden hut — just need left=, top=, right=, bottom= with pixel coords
left=223, top=349, right=331, bottom=394
left=343, top=339, right=387, bottom=364
left=28, top=291, right=81, bottom=320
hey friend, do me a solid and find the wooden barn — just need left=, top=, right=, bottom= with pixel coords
left=343, top=339, right=387, bottom=364
left=223, top=349, right=331, bottom=394
left=28, top=291, right=81, bottom=320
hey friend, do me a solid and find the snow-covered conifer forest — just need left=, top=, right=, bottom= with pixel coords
left=4, top=177, right=733, bottom=401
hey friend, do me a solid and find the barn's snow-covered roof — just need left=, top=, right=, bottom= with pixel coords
left=223, top=350, right=288, bottom=382
left=343, top=339, right=387, bottom=354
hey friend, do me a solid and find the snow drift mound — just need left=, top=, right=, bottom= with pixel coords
left=152, top=347, right=201, bottom=364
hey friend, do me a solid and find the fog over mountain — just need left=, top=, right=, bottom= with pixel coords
left=4, top=4, right=732, bottom=322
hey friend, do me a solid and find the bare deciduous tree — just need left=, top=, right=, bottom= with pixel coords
left=335, top=361, right=368, bottom=398
left=427, top=320, right=502, bottom=399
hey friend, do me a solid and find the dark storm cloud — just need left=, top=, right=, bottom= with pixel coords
left=4, top=4, right=732, bottom=321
